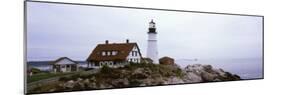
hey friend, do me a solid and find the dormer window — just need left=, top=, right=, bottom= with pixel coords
left=102, top=51, right=106, bottom=56
left=107, top=51, right=111, bottom=56
left=101, top=51, right=118, bottom=56
left=112, top=51, right=118, bottom=55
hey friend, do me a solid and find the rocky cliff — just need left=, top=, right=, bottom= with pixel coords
left=30, top=63, right=240, bottom=93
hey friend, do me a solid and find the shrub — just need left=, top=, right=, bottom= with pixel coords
left=80, top=73, right=94, bottom=79
left=130, top=73, right=148, bottom=79
left=84, top=68, right=94, bottom=71
left=98, top=65, right=121, bottom=79
left=58, top=74, right=80, bottom=82
left=59, top=76, right=71, bottom=82
left=70, top=74, right=80, bottom=81
left=174, top=68, right=184, bottom=77
left=31, top=68, right=41, bottom=74
left=100, top=65, right=113, bottom=74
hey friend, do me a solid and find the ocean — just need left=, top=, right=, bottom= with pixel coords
left=176, top=58, right=263, bottom=79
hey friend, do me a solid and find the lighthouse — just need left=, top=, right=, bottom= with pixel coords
left=147, top=19, right=158, bottom=64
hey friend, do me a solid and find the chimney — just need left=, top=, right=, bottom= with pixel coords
left=105, top=40, right=109, bottom=44
left=126, top=39, right=129, bottom=43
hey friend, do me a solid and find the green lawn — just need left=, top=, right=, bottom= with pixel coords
left=27, top=72, right=73, bottom=83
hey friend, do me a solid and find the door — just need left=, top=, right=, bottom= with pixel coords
left=61, top=65, right=66, bottom=72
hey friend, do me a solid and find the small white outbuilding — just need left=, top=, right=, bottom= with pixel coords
left=50, top=57, right=79, bottom=73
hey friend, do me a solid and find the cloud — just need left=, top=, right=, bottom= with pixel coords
left=26, top=2, right=263, bottom=61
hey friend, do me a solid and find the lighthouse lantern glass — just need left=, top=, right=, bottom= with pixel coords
left=149, top=23, right=155, bottom=28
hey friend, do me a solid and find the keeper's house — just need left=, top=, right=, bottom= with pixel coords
left=87, top=39, right=142, bottom=68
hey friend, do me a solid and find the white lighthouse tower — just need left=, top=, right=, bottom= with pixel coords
left=147, top=19, right=158, bottom=64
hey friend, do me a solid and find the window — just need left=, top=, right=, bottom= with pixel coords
left=107, top=51, right=111, bottom=56
left=102, top=51, right=106, bottom=56
left=132, top=51, right=138, bottom=56
left=135, top=51, right=138, bottom=56
left=95, top=63, right=99, bottom=66
left=112, top=51, right=118, bottom=55
left=131, top=51, right=138, bottom=56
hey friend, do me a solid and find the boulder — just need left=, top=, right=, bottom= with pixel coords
left=111, top=78, right=129, bottom=87
left=64, top=80, right=75, bottom=89
left=131, top=68, right=149, bottom=79
left=183, top=64, right=241, bottom=82
left=164, top=77, right=185, bottom=84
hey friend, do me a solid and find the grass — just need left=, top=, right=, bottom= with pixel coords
left=27, top=72, right=73, bottom=83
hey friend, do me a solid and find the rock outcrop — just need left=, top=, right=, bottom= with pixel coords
left=29, top=63, right=240, bottom=93
left=183, top=64, right=240, bottom=82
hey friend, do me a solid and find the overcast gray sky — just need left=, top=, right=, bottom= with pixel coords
left=26, top=2, right=263, bottom=61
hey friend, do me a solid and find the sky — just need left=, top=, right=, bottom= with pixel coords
left=26, top=2, right=263, bottom=61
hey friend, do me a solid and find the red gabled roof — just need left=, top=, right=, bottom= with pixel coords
left=87, top=42, right=142, bottom=61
